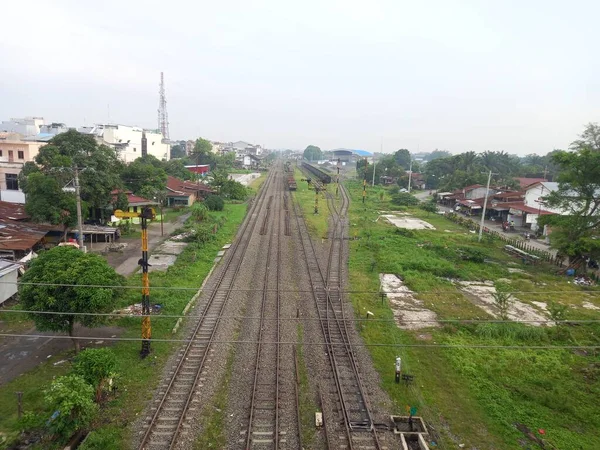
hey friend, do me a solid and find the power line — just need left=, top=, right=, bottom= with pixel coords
left=2, top=309, right=600, bottom=324
left=4, top=280, right=600, bottom=295
left=1, top=333, right=598, bottom=350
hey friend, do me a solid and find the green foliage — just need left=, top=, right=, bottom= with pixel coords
left=170, top=144, right=186, bottom=159
left=303, top=145, right=322, bottom=161
left=538, top=124, right=600, bottom=260
left=78, top=426, right=121, bottom=450
left=204, top=194, right=224, bottom=211
left=73, top=348, right=117, bottom=402
left=22, top=130, right=124, bottom=221
left=220, top=179, right=248, bottom=200
left=393, top=148, right=411, bottom=169
left=163, top=159, right=192, bottom=180
left=114, top=191, right=129, bottom=211
left=420, top=200, right=438, bottom=215
left=23, top=172, right=83, bottom=227
left=44, top=375, right=98, bottom=438
left=191, top=202, right=209, bottom=221
left=19, top=247, right=123, bottom=352
left=457, top=246, right=488, bottom=263
left=474, top=323, right=547, bottom=342
left=121, top=156, right=168, bottom=197
left=492, top=281, right=513, bottom=320
left=391, top=192, right=419, bottom=206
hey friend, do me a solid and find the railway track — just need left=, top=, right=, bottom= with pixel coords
left=138, top=170, right=276, bottom=450
left=292, top=183, right=386, bottom=449
left=242, top=169, right=301, bottom=449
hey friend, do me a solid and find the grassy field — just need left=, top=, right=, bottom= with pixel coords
left=308, top=180, right=600, bottom=449
left=0, top=202, right=248, bottom=450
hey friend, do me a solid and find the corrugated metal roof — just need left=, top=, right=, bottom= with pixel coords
left=0, top=219, right=50, bottom=251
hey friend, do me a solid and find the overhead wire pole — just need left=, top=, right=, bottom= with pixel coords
left=478, top=170, right=496, bottom=242
left=74, top=167, right=84, bottom=250
left=407, top=159, right=413, bottom=193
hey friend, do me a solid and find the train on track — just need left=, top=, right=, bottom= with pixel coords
left=284, top=161, right=297, bottom=190
left=301, top=161, right=332, bottom=184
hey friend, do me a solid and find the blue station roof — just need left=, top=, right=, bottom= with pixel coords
left=331, top=148, right=373, bottom=157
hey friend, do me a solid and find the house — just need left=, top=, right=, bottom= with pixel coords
left=237, top=154, right=261, bottom=170
left=0, top=117, right=45, bottom=137
left=111, top=190, right=158, bottom=214
left=410, top=173, right=426, bottom=190
left=514, top=177, right=548, bottom=190
left=0, top=219, right=55, bottom=260
left=165, top=176, right=214, bottom=207
left=0, top=133, right=47, bottom=203
left=185, top=165, right=210, bottom=176
left=78, top=124, right=170, bottom=163
left=0, top=260, right=21, bottom=305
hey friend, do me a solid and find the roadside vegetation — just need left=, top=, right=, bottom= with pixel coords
left=292, top=167, right=329, bottom=239
left=338, top=179, right=600, bottom=449
left=0, top=201, right=248, bottom=449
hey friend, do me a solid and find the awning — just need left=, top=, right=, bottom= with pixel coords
left=492, top=207, right=509, bottom=211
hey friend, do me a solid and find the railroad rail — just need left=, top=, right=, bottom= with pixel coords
left=243, top=168, right=300, bottom=449
left=138, top=170, right=276, bottom=450
left=292, top=183, right=385, bottom=449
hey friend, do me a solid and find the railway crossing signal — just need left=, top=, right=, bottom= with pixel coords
left=114, top=206, right=156, bottom=358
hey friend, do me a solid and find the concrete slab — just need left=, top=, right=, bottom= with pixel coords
left=148, top=254, right=178, bottom=272
left=457, top=281, right=550, bottom=326
left=582, top=301, right=600, bottom=311
left=381, top=214, right=435, bottom=230
left=155, top=241, right=188, bottom=255
left=230, top=173, right=261, bottom=186
left=217, top=251, right=225, bottom=257
left=380, top=274, right=438, bottom=330
left=214, top=257, right=222, bottom=263
left=222, top=244, right=232, bottom=249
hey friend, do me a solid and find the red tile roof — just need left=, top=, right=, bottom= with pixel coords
left=111, top=190, right=157, bottom=206
left=515, top=177, right=547, bottom=189
left=166, top=176, right=213, bottom=197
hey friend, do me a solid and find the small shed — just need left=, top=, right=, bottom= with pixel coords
left=0, top=260, right=20, bottom=305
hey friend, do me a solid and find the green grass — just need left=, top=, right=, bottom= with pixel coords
left=292, top=168, right=329, bottom=239
left=298, top=179, right=600, bottom=449
left=0, top=202, right=248, bottom=450
left=193, top=343, right=236, bottom=449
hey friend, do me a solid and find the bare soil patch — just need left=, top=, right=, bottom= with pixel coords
left=380, top=274, right=439, bottom=329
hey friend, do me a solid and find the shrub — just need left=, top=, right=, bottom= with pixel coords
left=221, top=179, right=248, bottom=200
left=73, top=348, right=118, bottom=403
left=204, top=195, right=224, bottom=211
left=420, top=201, right=438, bottom=215
left=391, top=192, right=419, bottom=207
left=457, top=246, right=488, bottom=263
left=79, top=426, right=121, bottom=450
left=44, top=375, right=98, bottom=439
left=191, top=202, right=209, bottom=222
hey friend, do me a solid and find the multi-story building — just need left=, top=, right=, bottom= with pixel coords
left=0, top=117, right=45, bottom=137
left=0, top=133, right=45, bottom=203
left=78, top=124, right=170, bottom=163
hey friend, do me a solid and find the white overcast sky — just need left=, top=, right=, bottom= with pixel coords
left=1, top=0, right=597, bottom=155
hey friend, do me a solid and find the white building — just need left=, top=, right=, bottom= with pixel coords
left=79, top=124, right=170, bottom=163
left=0, top=117, right=45, bottom=137
left=0, top=260, right=20, bottom=305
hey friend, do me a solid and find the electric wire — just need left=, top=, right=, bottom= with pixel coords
left=1, top=333, right=598, bottom=350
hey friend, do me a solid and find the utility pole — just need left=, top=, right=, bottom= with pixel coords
left=371, top=153, right=376, bottom=187
left=407, top=159, right=413, bottom=193
left=478, top=170, right=494, bottom=242
left=74, top=167, right=84, bottom=251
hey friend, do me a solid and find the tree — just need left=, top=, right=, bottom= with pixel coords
left=420, top=200, right=438, bottom=215
left=391, top=192, right=419, bottom=207
left=20, top=247, right=123, bottom=353
left=44, top=375, right=98, bottom=438
left=425, top=150, right=452, bottom=161
left=191, top=138, right=217, bottom=168
left=191, top=202, right=209, bottom=221
left=303, top=145, right=322, bottom=161
left=163, top=159, right=192, bottom=180
left=393, top=149, right=411, bottom=169
left=24, top=130, right=124, bottom=221
left=170, top=144, right=186, bottom=159
left=539, top=124, right=600, bottom=265
left=204, top=195, right=224, bottom=211
left=121, top=156, right=168, bottom=196
left=114, top=191, right=129, bottom=212
left=221, top=179, right=248, bottom=200
left=73, top=348, right=118, bottom=403
left=492, top=282, right=512, bottom=320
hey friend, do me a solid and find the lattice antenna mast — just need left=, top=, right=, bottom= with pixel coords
left=158, top=72, right=170, bottom=140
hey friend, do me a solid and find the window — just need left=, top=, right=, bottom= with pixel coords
left=0, top=150, right=3, bottom=157
left=6, top=174, right=18, bottom=190
left=18, top=151, right=24, bottom=159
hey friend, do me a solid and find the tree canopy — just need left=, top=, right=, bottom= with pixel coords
left=21, top=130, right=124, bottom=222
left=121, top=155, right=168, bottom=200
left=20, top=246, right=123, bottom=352
left=539, top=123, right=600, bottom=263
left=303, top=145, right=323, bottom=161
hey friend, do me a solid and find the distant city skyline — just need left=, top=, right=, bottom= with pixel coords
left=1, top=1, right=597, bottom=156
